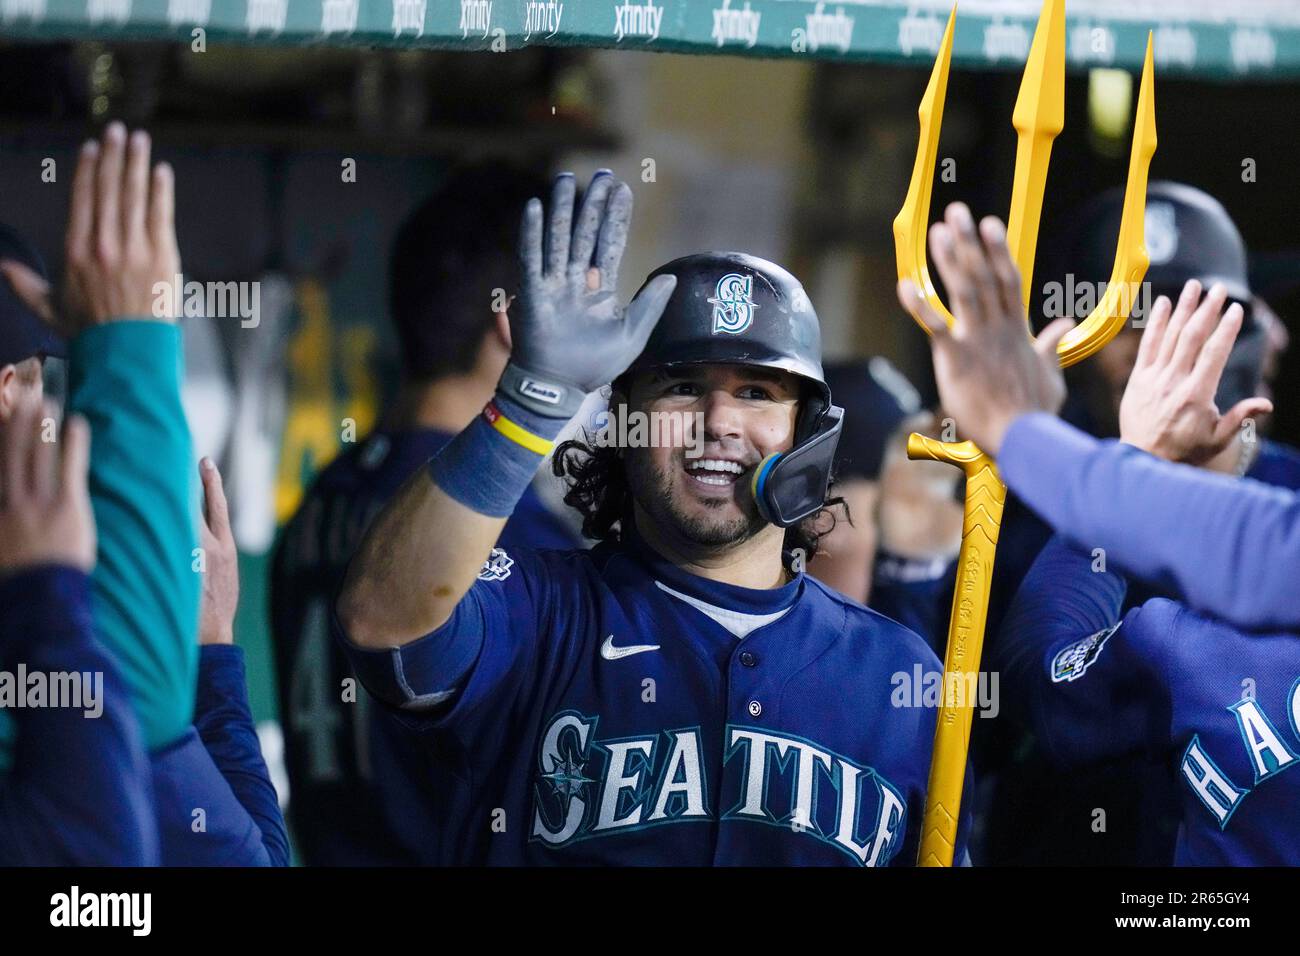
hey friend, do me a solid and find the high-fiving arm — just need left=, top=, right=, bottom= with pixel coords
left=899, top=201, right=1298, bottom=632
left=338, top=172, right=674, bottom=650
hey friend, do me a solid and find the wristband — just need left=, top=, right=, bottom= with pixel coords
left=427, top=391, right=568, bottom=518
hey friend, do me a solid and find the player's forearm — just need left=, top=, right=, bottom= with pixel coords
left=338, top=391, right=565, bottom=648
left=68, top=321, right=200, bottom=751
left=999, top=413, right=1300, bottom=632
left=193, top=645, right=290, bottom=866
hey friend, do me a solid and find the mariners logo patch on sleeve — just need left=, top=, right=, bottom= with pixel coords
left=477, top=548, right=514, bottom=582
left=1051, top=623, right=1121, bottom=683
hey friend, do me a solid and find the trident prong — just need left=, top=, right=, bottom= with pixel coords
left=892, top=0, right=1158, bottom=868
left=1005, top=0, right=1065, bottom=313
left=893, top=1, right=1157, bottom=368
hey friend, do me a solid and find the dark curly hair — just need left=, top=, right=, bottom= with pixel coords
left=550, top=424, right=848, bottom=562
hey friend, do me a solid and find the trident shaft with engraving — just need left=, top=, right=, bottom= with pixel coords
left=893, top=0, right=1157, bottom=867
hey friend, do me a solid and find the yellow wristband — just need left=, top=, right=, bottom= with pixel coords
left=483, top=402, right=555, bottom=455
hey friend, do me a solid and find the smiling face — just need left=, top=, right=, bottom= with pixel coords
left=620, top=363, right=802, bottom=550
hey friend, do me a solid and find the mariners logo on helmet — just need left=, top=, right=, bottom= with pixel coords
left=1144, top=201, right=1178, bottom=265
left=708, top=273, right=757, bottom=335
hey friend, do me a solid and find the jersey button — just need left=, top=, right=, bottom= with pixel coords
left=740, top=651, right=757, bottom=667
left=747, top=699, right=762, bottom=718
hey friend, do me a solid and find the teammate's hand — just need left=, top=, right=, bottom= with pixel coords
left=0, top=402, right=95, bottom=578
left=1119, top=279, right=1273, bottom=465
left=878, top=413, right=963, bottom=558
left=0, top=123, right=180, bottom=336
left=507, top=171, right=676, bottom=414
left=198, top=457, right=239, bottom=645
left=896, top=202, right=1075, bottom=456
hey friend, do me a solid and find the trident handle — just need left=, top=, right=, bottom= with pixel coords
left=905, top=434, right=1006, bottom=866
left=892, top=0, right=1157, bottom=867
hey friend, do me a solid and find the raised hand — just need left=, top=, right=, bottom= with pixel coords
left=0, top=122, right=180, bottom=336
left=1119, top=280, right=1273, bottom=465
left=0, top=402, right=95, bottom=578
left=896, top=201, right=1075, bottom=456
left=504, top=171, right=676, bottom=418
left=198, top=457, right=239, bottom=646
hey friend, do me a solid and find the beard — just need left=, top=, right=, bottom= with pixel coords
left=623, top=447, right=765, bottom=548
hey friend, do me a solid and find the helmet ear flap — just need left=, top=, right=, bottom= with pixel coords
left=795, top=384, right=830, bottom=443
left=752, top=403, right=844, bottom=528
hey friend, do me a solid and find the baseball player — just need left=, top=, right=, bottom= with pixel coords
left=336, top=170, right=970, bottom=865
left=994, top=279, right=1300, bottom=864
left=899, top=199, right=1297, bottom=633
left=969, top=182, right=1284, bottom=863
left=271, top=162, right=581, bottom=865
left=809, top=359, right=962, bottom=646
left=2, top=125, right=286, bottom=865
left=0, top=400, right=157, bottom=865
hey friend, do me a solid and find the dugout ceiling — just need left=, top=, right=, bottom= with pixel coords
left=0, top=0, right=1299, bottom=80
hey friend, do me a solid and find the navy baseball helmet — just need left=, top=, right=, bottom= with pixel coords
left=1065, top=182, right=1263, bottom=411
left=1068, top=181, right=1251, bottom=304
left=0, top=223, right=64, bottom=367
left=617, top=252, right=843, bottom=528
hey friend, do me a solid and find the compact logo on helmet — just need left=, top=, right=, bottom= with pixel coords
left=1144, top=201, right=1178, bottom=265
left=708, top=273, right=758, bottom=335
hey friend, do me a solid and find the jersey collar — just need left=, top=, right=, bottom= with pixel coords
left=619, top=522, right=803, bottom=618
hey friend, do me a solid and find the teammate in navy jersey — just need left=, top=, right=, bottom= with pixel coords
left=899, top=199, right=1296, bottom=864
left=337, top=170, right=970, bottom=866
left=808, top=359, right=961, bottom=641
left=911, top=186, right=1293, bottom=864
left=0, top=402, right=158, bottom=865
left=2, top=127, right=285, bottom=866
left=270, top=164, right=579, bottom=865
left=153, top=458, right=288, bottom=866
left=999, top=535, right=1300, bottom=865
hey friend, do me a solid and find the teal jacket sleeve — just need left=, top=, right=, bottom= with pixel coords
left=69, top=320, right=200, bottom=750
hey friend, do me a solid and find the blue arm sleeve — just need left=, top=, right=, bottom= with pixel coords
left=192, top=645, right=289, bottom=866
left=151, top=727, right=278, bottom=866
left=0, top=567, right=158, bottom=865
left=999, top=413, right=1300, bottom=632
left=996, top=534, right=1168, bottom=767
left=68, top=321, right=200, bottom=750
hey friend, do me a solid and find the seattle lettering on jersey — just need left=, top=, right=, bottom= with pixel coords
left=1181, top=678, right=1300, bottom=827
left=530, top=710, right=906, bottom=866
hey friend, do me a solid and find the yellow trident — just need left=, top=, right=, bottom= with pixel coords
left=893, top=0, right=1158, bottom=866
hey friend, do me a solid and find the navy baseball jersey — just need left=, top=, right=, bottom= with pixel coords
left=150, top=645, right=289, bottom=866
left=0, top=567, right=157, bottom=865
left=270, top=427, right=579, bottom=865
left=999, top=535, right=1300, bottom=865
left=340, top=522, right=971, bottom=866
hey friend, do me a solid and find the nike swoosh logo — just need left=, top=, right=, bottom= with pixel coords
left=600, top=634, right=661, bottom=661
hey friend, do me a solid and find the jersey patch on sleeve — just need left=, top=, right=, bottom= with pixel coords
left=477, top=548, right=514, bottom=582
left=1050, top=623, right=1121, bottom=683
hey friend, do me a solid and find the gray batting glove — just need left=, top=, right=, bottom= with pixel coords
left=499, top=171, right=676, bottom=419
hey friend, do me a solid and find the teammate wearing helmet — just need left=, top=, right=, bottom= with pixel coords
left=335, top=171, right=969, bottom=865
